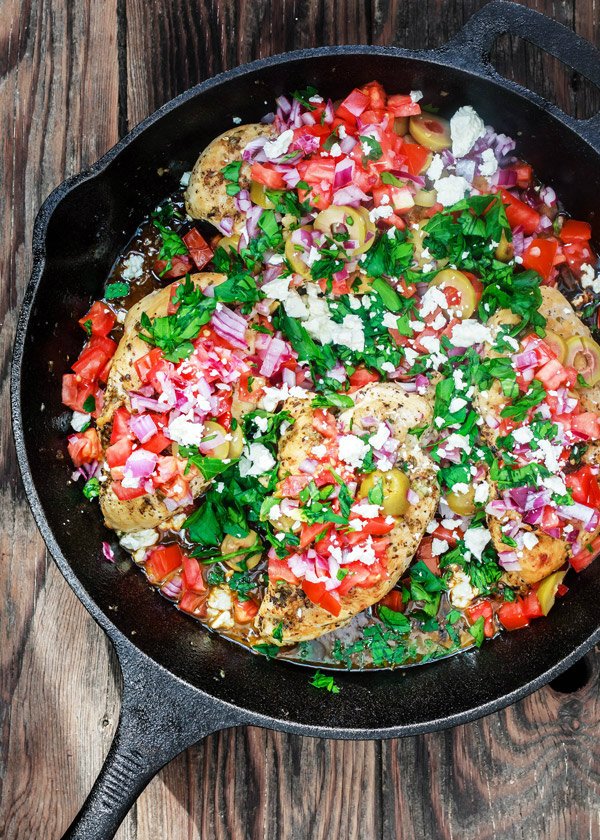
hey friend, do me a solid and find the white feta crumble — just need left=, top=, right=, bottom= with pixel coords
left=167, top=412, right=204, bottom=446
left=259, top=384, right=310, bottom=412
left=369, top=204, right=394, bottom=223
left=450, top=319, right=493, bottom=347
left=369, top=424, right=390, bottom=450
left=522, top=532, right=539, bottom=550
left=580, top=263, right=600, bottom=294
left=352, top=502, right=381, bottom=519
left=207, top=587, right=234, bottom=629
left=71, top=411, right=91, bottom=431
left=263, top=128, right=294, bottom=160
left=338, top=434, right=370, bottom=470
left=382, top=312, right=400, bottom=329
left=232, top=115, right=242, bottom=125
left=537, top=439, right=562, bottom=473
left=329, top=142, right=342, bottom=157
left=427, top=153, right=444, bottom=182
left=311, top=443, right=327, bottom=458
left=541, top=474, right=567, bottom=496
left=119, top=529, right=159, bottom=552
left=238, top=442, right=276, bottom=477
left=479, top=148, right=498, bottom=177
left=410, top=90, right=423, bottom=102
left=121, top=252, right=144, bottom=281
left=450, top=105, right=485, bottom=158
left=420, top=334, right=441, bottom=354
left=449, top=568, right=479, bottom=608
left=433, top=175, right=471, bottom=207
left=432, top=538, right=450, bottom=556
left=512, top=426, right=533, bottom=444
left=464, top=527, right=492, bottom=560
left=474, top=481, right=490, bottom=504
left=284, top=291, right=309, bottom=319
left=261, top=276, right=291, bottom=300
left=180, top=170, right=192, bottom=187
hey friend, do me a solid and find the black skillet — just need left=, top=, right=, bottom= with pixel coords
left=11, top=3, right=600, bottom=837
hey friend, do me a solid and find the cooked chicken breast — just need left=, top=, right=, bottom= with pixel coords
left=256, top=383, right=439, bottom=644
left=97, top=274, right=224, bottom=533
left=185, top=123, right=276, bottom=233
left=476, top=286, right=600, bottom=584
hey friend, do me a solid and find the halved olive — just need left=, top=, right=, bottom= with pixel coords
left=445, top=485, right=476, bottom=516
left=536, top=570, right=567, bottom=616
left=201, top=420, right=230, bottom=459
left=284, top=226, right=313, bottom=278
left=354, top=206, right=377, bottom=257
left=221, top=530, right=262, bottom=571
left=393, top=116, right=409, bottom=136
left=543, top=330, right=568, bottom=364
left=228, top=424, right=245, bottom=459
left=218, top=233, right=240, bottom=252
left=313, top=205, right=367, bottom=257
left=430, top=268, right=477, bottom=319
left=414, top=188, right=438, bottom=208
left=409, top=114, right=452, bottom=152
left=358, top=468, right=410, bottom=517
left=250, top=180, right=282, bottom=209
left=494, top=230, right=514, bottom=263
left=565, top=334, right=600, bottom=385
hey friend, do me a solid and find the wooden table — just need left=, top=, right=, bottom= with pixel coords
left=2, top=1, right=600, bottom=837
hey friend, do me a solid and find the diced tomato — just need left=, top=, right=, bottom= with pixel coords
left=312, top=408, right=338, bottom=439
left=560, top=219, right=592, bottom=242
left=359, top=108, right=386, bottom=126
left=337, top=560, right=387, bottom=595
left=535, top=358, right=570, bottom=391
left=278, top=474, right=312, bottom=498
left=345, top=517, right=395, bottom=544
left=110, top=407, right=132, bottom=444
left=465, top=600, right=495, bottom=638
left=61, top=374, right=97, bottom=412
left=498, top=599, right=530, bottom=630
left=72, top=346, right=110, bottom=383
left=134, top=347, right=164, bottom=385
left=146, top=544, right=184, bottom=584
left=570, top=412, right=600, bottom=441
left=179, top=590, right=207, bottom=616
left=541, top=506, right=560, bottom=530
left=360, top=81, right=387, bottom=111
left=182, top=228, right=213, bottom=271
left=348, top=367, right=380, bottom=391
left=234, top=597, right=259, bottom=624
left=142, top=431, right=171, bottom=455
left=154, top=254, right=193, bottom=279
left=387, top=94, right=421, bottom=117
left=430, top=524, right=459, bottom=547
left=268, top=555, right=300, bottom=585
left=299, top=522, right=330, bottom=550
left=182, top=556, right=206, bottom=594
left=379, top=589, right=404, bottom=612
left=335, top=88, right=371, bottom=123
left=498, top=189, right=540, bottom=235
left=510, top=163, right=534, bottom=189
left=319, top=589, right=342, bottom=616
left=562, top=240, right=594, bottom=275
left=250, top=162, right=286, bottom=189
left=521, top=591, right=543, bottom=620
left=402, top=142, right=430, bottom=175
left=237, top=371, right=266, bottom=403
left=111, top=480, right=147, bottom=501
left=522, top=238, right=558, bottom=281
left=566, top=465, right=600, bottom=507
left=67, top=429, right=102, bottom=468
left=79, top=301, right=116, bottom=337
left=301, top=579, right=326, bottom=605
left=105, top=436, right=134, bottom=468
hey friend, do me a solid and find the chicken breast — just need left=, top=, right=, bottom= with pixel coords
left=97, top=273, right=224, bottom=533
left=185, top=123, right=276, bottom=233
left=476, top=286, right=599, bottom=584
left=256, top=383, right=439, bottom=644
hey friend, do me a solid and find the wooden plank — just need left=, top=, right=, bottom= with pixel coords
left=0, top=1, right=121, bottom=837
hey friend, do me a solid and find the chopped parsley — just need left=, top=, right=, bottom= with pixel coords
left=310, top=670, right=340, bottom=693
left=105, top=281, right=130, bottom=300
left=82, top=477, right=100, bottom=500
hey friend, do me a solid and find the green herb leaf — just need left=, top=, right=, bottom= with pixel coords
left=82, top=477, right=100, bottom=500
left=311, top=392, right=354, bottom=409
left=82, top=395, right=96, bottom=413
left=105, top=281, right=130, bottom=300
left=310, top=670, right=340, bottom=693
left=378, top=605, right=411, bottom=632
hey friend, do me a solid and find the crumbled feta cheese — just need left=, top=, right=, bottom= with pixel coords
left=120, top=529, right=159, bottom=552
left=419, top=284, right=448, bottom=317
left=180, top=170, right=192, bottom=187
left=259, top=384, right=310, bottom=412
left=523, top=532, right=539, bottom=550
left=261, top=276, right=291, bottom=300
left=433, top=175, right=471, bottom=207
left=232, top=115, right=242, bottom=125
left=537, top=439, right=562, bottom=473
left=71, top=411, right=91, bottom=431
left=450, top=105, right=485, bottom=157
left=167, top=412, right=204, bottom=446
left=474, top=481, right=490, bottom=504
left=450, top=319, right=493, bottom=347
left=464, top=527, right=492, bottom=560
left=420, top=334, right=441, bottom=355
left=541, top=474, right=567, bottom=496
left=432, top=538, right=449, bottom=556
left=352, top=502, right=381, bottom=519
left=410, top=90, right=423, bottom=102
left=381, top=361, right=396, bottom=373
left=449, top=568, right=479, bottom=608
left=284, top=291, right=309, bottom=319
left=311, top=444, right=327, bottom=458
left=369, top=204, right=394, bottom=223
left=448, top=397, right=467, bottom=414
left=238, top=442, right=276, bottom=477
left=345, top=536, right=377, bottom=566
left=512, top=426, right=533, bottom=444
left=479, top=148, right=498, bottom=177
left=121, top=253, right=144, bottom=281
left=427, top=153, right=444, bottom=182
left=382, top=312, right=400, bottom=329
left=329, top=142, right=342, bottom=157
left=263, top=128, right=294, bottom=160
left=369, top=424, right=391, bottom=450
left=338, top=434, right=370, bottom=470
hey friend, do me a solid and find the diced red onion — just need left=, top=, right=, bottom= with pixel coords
left=333, top=184, right=371, bottom=206
left=540, top=185, right=557, bottom=206
left=455, top=159, right=476, bottom=183
left=235, top=189, right=252, bottom=213
left=283, top=167, right=301, bottom=188
left=276, top=95, right=292, bottom=116
left=259, top=336, right=288, bottom=377
left=333, top=158, right=354, bottom=190
left=495, top=168, right=518, bottom=188
left=161, top=574, right=183, bottom=599
left=558, top=502, right=596, bottom=526
left=282, top=367, right=296, bottom=387
left=299, top=458, right=319, bottom=474
left=498, top=551, right=521, bottom=571
left=211, top=307, right=248, bottom=350
left=198, top=430, right=227, bottom=453
left=407, top=489, right=419, bottom=505
left=125, top=449, right=158, bottom=480
left=130, top=394, right=170, bottom=413
left=216, top=216, right=234, bottom=236
left=339, top=135, right=357, bottom=154
left=129, top=413, right=158, bottom=444
left=102, top=542, right=115, bottom=563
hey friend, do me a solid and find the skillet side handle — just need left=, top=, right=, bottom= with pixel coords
left=61, top=643, right=241, bottom=840
left=443, top=0, right=600, bottom=151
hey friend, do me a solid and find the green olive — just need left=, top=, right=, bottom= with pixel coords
left=414, top=188, right=438, bottom=208
left=250, top=180, right=283, bottom=209
left=201, top=421, right=230, bottom=459
left=228, top=424, right=244, bottom=459
left=536, top=570, right=567, bottom=616
left=393, top=116, right=409, bottom=136
left=543, top=330, right=568, bottom=365
left=430, top=268, right=477, bottom=319
left=445, top=485, right=476, bottom=516
left=565, top=334, right=600, bottom=385
left=409, top=114, right=452, bottom=152
left=354, top=207, right=377, bottom=256
left=313, top=205, right=367, bottom=257
left=284, top=226, right=313, bottom=278
left=494, top=230, right=514, bottom=263
left=359, top=468, right=410, bottom=517
left=218, top=233, right=240, bottom=252
left=221, top=530, right=262, bottom=571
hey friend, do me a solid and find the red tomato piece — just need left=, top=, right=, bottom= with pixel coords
left=110, top=406, right=132, bottom=444
left=179, top=591, right=208, bottom=616
left=111, top=481, right=147, bottom=501
left=498, top=189, right=540, bottom=235
left=278, top=474, right=312, bottom=498
left=521, top=591, right=543, bottom=620
left=79, top=301, right=116, bottom=337
left=142, top=431, right=171, bottom=455
left=237, top=371, right=266, bottom=403
left=465, top=600, right=495, bottom=638
left=105, top=436, right=134, bottom=468
left=250, top=162, right=286, bottom=189
left=379, top=590, right=404, bottom=612
left=61, top=374, right=96, bottom=412
left=335, top=88, right=370, bottom=123
left=360, top=81, right=387, bottom=110
left=498, top=599, right=529, bottom=630
left=318, top=589, right=342, bottom=617
left=312, top=408, right=338, bottom=439
left=268, top=555, right=300, bottom=585
left=402, top=142, right=430, bottom=175
left=560, top=219, right=592, bottom=242
left=348, top=367, right=380, bottom=391
left=67, top=429, right=102, bottom=468
left=182, top=228, right=214, bottom=270
left=146, top=544, right=184, bottom=584
left=299, top=522, right=330, bottom=550
left=154, top=254, right=193, bottom=279
left=386, top=93, right=421, bottom=116
left=301, top=579, right=326, bottom=605
left=234, top=597, right=259, bottom=624
left=134, top=347, right=164, bottom=384
left=182, top=556, right=206, bottom=594
left=522, top=238, right=558, bottom=281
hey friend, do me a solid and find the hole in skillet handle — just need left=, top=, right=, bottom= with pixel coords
left=549, top=655, right=594, bottom=694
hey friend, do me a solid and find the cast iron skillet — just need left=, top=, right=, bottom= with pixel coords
left=11, top=3, right=600, bottom=837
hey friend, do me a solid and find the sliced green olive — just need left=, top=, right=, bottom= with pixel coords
left=250, top=180, right=283, bottom=209
left=565, top=334, right=600, bottom=385
left=536, top=570, right=567, bottom=616
left=445, top=485, right=476, bottom=516
left=393, top=116, right=409, bottom=136
left=354, top=206, right=377, bottom=256
left=430, top=268, right=477, bottom=319
left=495, top=230, right=514, bottom=263
left=543, top=330, right=568, bottom=365
left=313, top=205, right=367, bottom=257
left=201, top=421, right=230, bottom=459
left=228, top=424, right=245, bottom=459
left=221, top=530, right=262, bottom=571
left=409, top=114, right=452, bottom=152
left=358, top=468, right=410, bottom=517
left=414, top=188, right=438, bottom=208
left=284, top=226, right=313, bottom=278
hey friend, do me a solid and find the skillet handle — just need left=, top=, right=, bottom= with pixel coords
left=443, top=0, right=600, bottom=151
left=60, top=641, right=241, bottom=840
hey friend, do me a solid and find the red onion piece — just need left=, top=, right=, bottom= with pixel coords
left=102, top=542, right=115, bottom=563
left=129, top=413, right=158, bottom=444
left=161, top=574, right=183, bottom=600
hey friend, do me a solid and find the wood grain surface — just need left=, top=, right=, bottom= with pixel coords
left=1, top=1, right=600, bottom=838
